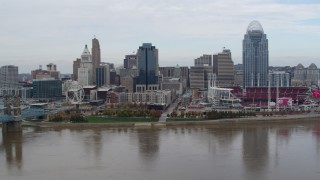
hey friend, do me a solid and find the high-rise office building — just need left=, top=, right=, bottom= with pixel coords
left=78, top=45, right=93, bottom=86
left=269, top=71, right=290, bottom=87
left=135, top=43, right=159, bottom=92
left=190, top=54, right=214, bottom=90
left=306, top=63, right=319, bottom=85
left=96, top=63, right=111, bottom=87
left=243, top=20, right=269, bottom=87
left=124, top=54, right=137, bottom=69
left=120, top=68, right=138, bottom=92
left=292, top=63, right=319, bottom=86
left=194, top=55, right=212, bottom=66
left=189, top=66, right=213, bottom=90
left=212, top=49, right=234, bottom=87
left=72, top=58, right=81, bottom=81
left=110, top=70, right=117, bottom=85
left=0, top=65, right=19, bottom=96
left=159, top=66, right=189, bottom=79
left=159, top=66, right=190, bottom=88
left=92, top=38, right=101, bottom=84
left=160, top=65, right=186, bottom=96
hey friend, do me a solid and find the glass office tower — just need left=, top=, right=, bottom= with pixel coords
left=243, top=20, right=269, bottom=87
left=135, top=43, right=159, bottom=92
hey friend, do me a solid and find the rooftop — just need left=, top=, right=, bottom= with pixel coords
left=247, top=20, right=264, bottom=34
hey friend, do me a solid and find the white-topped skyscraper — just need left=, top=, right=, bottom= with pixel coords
left=78, top=45, right=93, bottom=86
left=243, top=20, right=269, bottom=87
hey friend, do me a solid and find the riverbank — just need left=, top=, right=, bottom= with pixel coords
left=21, top=113, right=320, bottom=129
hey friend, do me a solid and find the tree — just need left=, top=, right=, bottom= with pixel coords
left=150, top=109, right=157, bottom=119
left=70, top=114, right=87, bottom=123
left=155, top=110, right=162, bottom=118
left=122, top=102, right=128, bottom=109
left=49, top=114, right=63, bottom=122
left=144, top=102, right=148, bottom=109
left=171, top=110, right=178, bottom=117
left=180, top=111, right=185, bottom=118
left=103, top=109, right=111, bottom=116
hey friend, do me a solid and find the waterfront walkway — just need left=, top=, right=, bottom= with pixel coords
left=22, top=113, right=320, bottom=129
left=218, top=112, right=320, bottom=122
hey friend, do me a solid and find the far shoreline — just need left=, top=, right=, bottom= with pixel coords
left=21, top=113, right=320, bottom=129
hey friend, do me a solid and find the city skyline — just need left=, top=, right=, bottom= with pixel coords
left=1, top=0, right=320, bottom=73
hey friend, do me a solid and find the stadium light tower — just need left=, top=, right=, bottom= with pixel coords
left=268, top=73, right=271, bottom=111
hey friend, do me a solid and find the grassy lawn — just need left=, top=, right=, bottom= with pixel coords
left=85, top=116, right=158, bottom=123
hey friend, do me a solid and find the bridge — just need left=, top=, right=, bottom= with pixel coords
left=1, top=108, right=45, bottom=133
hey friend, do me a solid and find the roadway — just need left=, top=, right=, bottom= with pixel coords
left=159, top=100, right=178, bottom=122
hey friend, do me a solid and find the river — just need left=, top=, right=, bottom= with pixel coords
left=1, top=123, right=320, bottom=180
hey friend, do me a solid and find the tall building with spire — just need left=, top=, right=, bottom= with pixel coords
left=78, top=45, right=93, bottom=86
left=243, top=20, right=269, bottom=87
left=92, top=37, right=101, bottom=84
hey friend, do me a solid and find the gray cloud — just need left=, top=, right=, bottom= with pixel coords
left=0, top=0, right=320, bottom=73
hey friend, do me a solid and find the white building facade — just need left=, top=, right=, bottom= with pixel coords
left=78, top=45, right=93, bottom=86
left=117, top=90, right=172, bottom=107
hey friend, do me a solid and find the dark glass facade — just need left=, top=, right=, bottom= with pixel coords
left=32, top=80, right=62, bottom=99
left=136, top=43, right=159, bottom=86
left=96, top=67, right=105, bottom=87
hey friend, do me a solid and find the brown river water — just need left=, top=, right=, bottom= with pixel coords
left=1, top=122, right=320, bottom=180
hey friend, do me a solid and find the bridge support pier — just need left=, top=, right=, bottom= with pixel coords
left=2, top=121, right=22, bottom=133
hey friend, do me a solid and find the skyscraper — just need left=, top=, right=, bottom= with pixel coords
left=189, top=54, right=214, bottom=90
left=135, top=43, right=159, bottom=92
left=243, top=20, right=269, bottom=87
left=194, top=54, right=212, bottom=66
left=78, top=45, right=93, bottom=86
left=92, top=38, right=101, bottom=84
left=212, top=49, right=234, bottom=87
left=292, top=63, right=319, bottom=86
left=123, top=54, right=137, bottom=69
left=189, top=66, right=213, bottom=90
left=72, top=58, right=81, bottom=81
left=96, top=63, right=111, bottom=87
left=0, top=65, right=18, bottom=96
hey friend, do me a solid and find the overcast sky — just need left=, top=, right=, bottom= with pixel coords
left=1, top=0, right=320, bottom=73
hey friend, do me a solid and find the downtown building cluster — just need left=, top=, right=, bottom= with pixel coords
left=1, top=21, right=320, bottom=107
